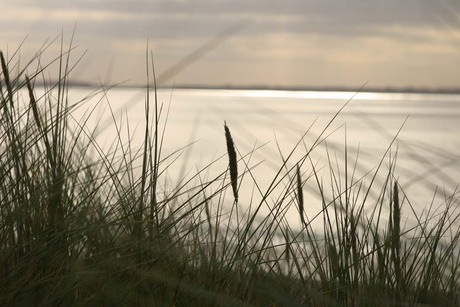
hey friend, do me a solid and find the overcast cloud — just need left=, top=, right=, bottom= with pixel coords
left=1, top=0, right=460, bottom=89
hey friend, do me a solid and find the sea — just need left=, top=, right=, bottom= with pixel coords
left=67, top=87, right=460, bottom=228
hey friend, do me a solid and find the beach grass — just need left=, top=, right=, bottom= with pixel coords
left=1, top=44, right=460, bottom=306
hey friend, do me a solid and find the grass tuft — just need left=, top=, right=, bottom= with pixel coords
left=0, top=41, right=459, bottom=306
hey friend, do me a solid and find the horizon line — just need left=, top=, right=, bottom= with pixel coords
left=32, top=79, right=460, bottom=95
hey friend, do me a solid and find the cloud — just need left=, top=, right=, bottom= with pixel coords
left=5, top=0, right=460, bottom=45
left=1, top=0, right=460, bottom=88
left=8, top=0, right=460, bottom=37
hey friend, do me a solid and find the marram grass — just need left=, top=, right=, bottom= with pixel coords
left=1, top=43, right=460, bottom=307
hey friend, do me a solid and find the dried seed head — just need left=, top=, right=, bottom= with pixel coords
left=224, top=121, right=238, bottom=202
left=1, top=51, right=14, bottom=107
left=297, top=165, right=305, bottom=225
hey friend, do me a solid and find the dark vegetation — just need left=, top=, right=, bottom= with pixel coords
left=1, top=42, right=460, bottom=306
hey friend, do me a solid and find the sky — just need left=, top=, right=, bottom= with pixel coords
left=2, top=0, right=460, bottom=89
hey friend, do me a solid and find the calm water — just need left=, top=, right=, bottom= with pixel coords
left=69, top=88, right=460, bottom=226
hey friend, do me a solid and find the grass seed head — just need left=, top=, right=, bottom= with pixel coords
left=297, top=165, right=305, bottom=225
left=224, top=121, right=238, bottom=202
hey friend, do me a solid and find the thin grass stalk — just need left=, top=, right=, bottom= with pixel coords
left=350, top=210, right=360, bottom=289
left=146, top=48, right=160, bottom=235
left=392, top=180, right=402, bottom=298
left=135, top=46, right=152, bottom=242
left=416, top=199, right=452, bottom=302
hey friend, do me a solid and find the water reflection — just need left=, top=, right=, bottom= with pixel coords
left=69, top=88, right=460, bottom=228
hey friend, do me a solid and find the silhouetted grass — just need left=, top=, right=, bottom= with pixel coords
left=1, top=44, right=460, bottom=307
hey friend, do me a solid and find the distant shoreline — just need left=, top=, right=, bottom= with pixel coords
left=39, top=80, right=460, bottom=95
